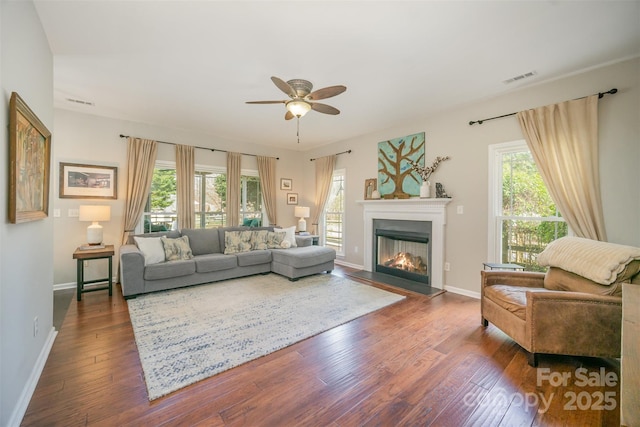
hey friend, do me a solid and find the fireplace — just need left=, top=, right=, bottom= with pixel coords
left=374, top=219, right=431, bottom=285
left=359, top=198, right=451, bottom=290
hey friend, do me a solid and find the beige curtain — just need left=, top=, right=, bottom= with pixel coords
left=310, top=155, right=336, bottom=235
left=517, top=95, right=607, bottom=241
left=257, top=156, right=277, bottom=225
left=121, top=137, right=158, bottom=245
left=226, top=152, right=241, bottom=226
left=175, top=144, right=195, bottom=230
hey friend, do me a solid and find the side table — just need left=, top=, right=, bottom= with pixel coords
left=483, top=262, right=525, bottom=271
left=73, top=245, right=115, bottom=301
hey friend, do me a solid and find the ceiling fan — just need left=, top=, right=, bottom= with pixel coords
left=246, top=76, right=347, bottom=120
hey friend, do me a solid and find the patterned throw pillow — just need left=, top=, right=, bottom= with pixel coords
left=266, top=231, right=287, bottom=249
left=160, top=235, right=194, bottom=261
left=224, top=230, right=253, bottom=254
left=250, top=230, right=269, bottom=250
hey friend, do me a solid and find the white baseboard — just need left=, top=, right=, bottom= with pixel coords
left=53, top=282, right=76, bottom=291
left=8, top=327, right=58, bottom=427
left=444, top=285, right=481, bottom=299
left=334, top=259, right=364, bottom=270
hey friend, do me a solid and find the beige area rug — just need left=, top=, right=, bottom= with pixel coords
left=127, top=273, right=405, bottom=400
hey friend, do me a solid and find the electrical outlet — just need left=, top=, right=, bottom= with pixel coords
left=457, top=205, right=464, bottom=214
left=33, top=316, right=39, bottom=337
left=444, top=262, right=451, bottom=271
left=354, top=246, right=359, bottom=253
left=53, top=209, right=61, bottom=217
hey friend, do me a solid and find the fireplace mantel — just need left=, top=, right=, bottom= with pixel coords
left=357, top=198, right=451, bottom=289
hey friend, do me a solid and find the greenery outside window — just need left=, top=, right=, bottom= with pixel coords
left=323, top=169, right=345, bottom=256
left=488, top=141, right=568, bottom=271
left=141, top=162, right=262, bottom=232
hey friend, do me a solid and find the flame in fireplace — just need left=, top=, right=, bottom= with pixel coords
left=383, top=252, right=428, bottom=274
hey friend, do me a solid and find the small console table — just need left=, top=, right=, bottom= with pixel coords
left=483, top=262, right=525, bottom=271
left=73, top=245, right=114, bottom=301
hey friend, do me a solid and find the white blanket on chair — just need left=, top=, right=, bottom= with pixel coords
left=537, top=237, right=640, bottom=285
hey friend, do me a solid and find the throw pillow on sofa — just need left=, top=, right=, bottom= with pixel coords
left=133, top=236, right=166, bottom=266
left=266, top=231, right=287, bottom=249
left=224, top=230, right=253, bottom=254
left=250, top=230, right=269, bottom=250
left=161, top=235, right=194, bottom=261
left=274, top=226, right=297, bottom=248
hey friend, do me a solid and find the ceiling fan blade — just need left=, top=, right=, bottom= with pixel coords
left=311, top=102, right=340, bottom=115
left=285, top=111, right=294, bottom=120
left=271, top=76, right=297, bottom=98
left=246, top=100, right=286, bottom=104
left=308, top=85, right=346, bottom=101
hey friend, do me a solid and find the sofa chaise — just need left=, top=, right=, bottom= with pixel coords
left=119, top=226, right=336, bottom=298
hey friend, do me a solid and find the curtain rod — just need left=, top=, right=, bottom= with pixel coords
left=468, top=88, right=618, bottom=126
left=118, top=134, right=279, bottom=160
left=310, top=149, right=352, bottom=161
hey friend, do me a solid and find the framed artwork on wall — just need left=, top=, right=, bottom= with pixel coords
left=59, top=162, right=118, bottom=199
left=281, top=178, right=293, bottom=190
left=377, top=132, right=425, bottom=199
left=364, top=178, right=377, bottom=199
left=8, top=92, right=52, bottom=224
left=287, top=193, right=298, bottom=205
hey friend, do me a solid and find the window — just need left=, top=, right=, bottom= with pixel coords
left=141, top=162, right=262, bottom=232
left=323, top=169, right=345, bottom=256
left=488, top=141, right=568, bottom=271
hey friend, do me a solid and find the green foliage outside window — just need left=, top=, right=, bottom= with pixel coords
left=501, top=151, right=567, bottom=271
left=150, top=169, right=176, bottom=211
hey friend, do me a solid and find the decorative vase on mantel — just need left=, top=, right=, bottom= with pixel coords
left=420, top=181, right=431, bottom=198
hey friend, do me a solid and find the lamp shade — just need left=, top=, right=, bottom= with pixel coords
left=286, top=100, right=311, bottom=117
left=294, top=206, right=310, bottom=218
left=79, top=205, right=111, bottom=222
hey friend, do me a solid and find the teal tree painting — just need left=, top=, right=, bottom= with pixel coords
left=378, top=132, right=425, bottom=198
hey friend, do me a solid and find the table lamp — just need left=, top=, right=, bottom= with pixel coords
left=294, top=206, right=310, bottom=232
left=79, top=205, right=111, bottom=245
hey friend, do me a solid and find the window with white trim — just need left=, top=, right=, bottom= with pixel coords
left=488, top=140, right=568, bottom=271
left=140, top=162, right=262, bottom=232
left=322, top=169, right=345, bottom=256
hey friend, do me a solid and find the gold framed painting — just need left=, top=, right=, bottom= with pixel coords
left=59, top=162, right=118, bottom=199
left=9, top=92, right=52, bottom=224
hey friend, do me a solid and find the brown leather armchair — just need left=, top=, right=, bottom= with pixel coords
left=481, top=269, right=624, bottom=366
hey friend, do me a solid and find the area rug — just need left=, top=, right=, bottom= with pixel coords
left=127, top=273, right=405, bottom=400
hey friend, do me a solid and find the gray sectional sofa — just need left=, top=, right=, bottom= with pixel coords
left=119, top=226, right=336, bottom=298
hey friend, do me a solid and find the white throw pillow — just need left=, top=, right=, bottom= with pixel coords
left=134, top=236, right=166, bottom=266
left=274, top=226, right=297, bottom=248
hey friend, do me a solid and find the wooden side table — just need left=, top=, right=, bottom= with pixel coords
left=73, top=245, right=115, bottom=301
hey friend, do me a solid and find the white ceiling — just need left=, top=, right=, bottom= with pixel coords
left=34, top=1, right=640, bottom=150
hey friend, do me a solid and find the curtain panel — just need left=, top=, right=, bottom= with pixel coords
left=257, top=156, right=277, bottom=226
left=226, top=152, right=241, bottom=226
left=310, top=155, right=336, bottom=235
left=517, top=95, right=607, bottom=241
left=121, top=137, right=158, bottom=245
left=175, top=144, right=195, bottom=229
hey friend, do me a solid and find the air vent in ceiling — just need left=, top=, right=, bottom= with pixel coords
left=503, top=71, right=537, bottom=84
left=65, top=98, right=95, bottom=106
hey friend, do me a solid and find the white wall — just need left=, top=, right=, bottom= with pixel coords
left=0, top=1, right=54, bottom=425
left=52, top=110, right=307, bottom=285
left=306, top=57, right=640, bottom=294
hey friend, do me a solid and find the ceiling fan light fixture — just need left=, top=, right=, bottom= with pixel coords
left=286, top=100, right=311, bottom=117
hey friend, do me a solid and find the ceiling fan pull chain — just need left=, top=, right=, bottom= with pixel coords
left=297, top=117, right=300, bottom=144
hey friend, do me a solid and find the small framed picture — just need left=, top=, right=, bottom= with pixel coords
left=281, top=178, right=292, bottom=190
left=59, top=162, right=118, bottom=199
left=364, top=178, right=377, bottom=199
left=287, top=193, right=298, bottom=205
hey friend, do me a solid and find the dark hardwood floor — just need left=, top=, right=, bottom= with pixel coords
left=22, top=266, right=620, bottom=426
